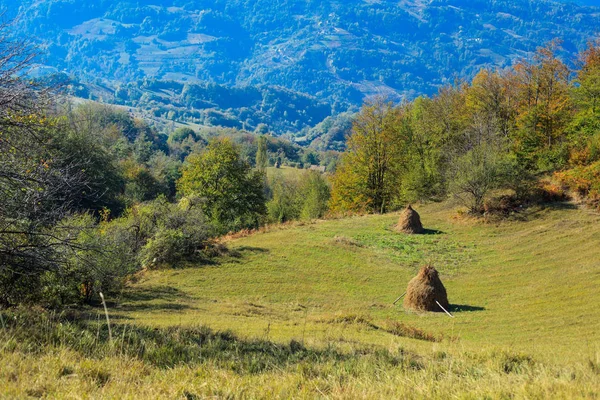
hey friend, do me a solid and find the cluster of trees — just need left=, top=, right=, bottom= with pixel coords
left=111, top=79, right=333, bottom=134
left=331, top=41, right=600, bottom=214
left=1, top=97, right=333, bottom=306
left=6, top=7, right=600, bottom=309
left=0, top=26, right=335, bottom=306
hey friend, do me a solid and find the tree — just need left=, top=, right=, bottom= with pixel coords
left=178, top=138, right=266, bottom=232
left=448, top=142, right=514, bottom=214
left=399, top=98, right=446, bottom=202
left=569, top=41, right=600, bottom=164
left=254, top=123, right=269, bottom=135
left=299, top=171, right=330, bottom=219
left=330, top=99, right=408, bottom=213
left=266, top=171, right=300, bottom=223
left=168, top=126, right=199, bottom=144
left=513, top=41, right=573, bottom=169
left=256, top=135, right=268, bottom=173
left=466, top=69, right=517, bottom=139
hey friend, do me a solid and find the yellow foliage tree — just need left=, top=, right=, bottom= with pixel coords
left=330, top=99, right=408, bottom=214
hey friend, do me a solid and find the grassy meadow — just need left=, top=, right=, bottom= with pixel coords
left=2, top=202, right=600, bottom=398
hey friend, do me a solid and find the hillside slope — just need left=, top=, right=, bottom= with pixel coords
left=3, top=203, right=600, bottom=398
left=119, top=202, right=600, bottom=361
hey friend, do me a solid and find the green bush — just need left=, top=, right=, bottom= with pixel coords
left=131, top=197, right=214, bottom=267
left=140, top=229, right=187, bottom=266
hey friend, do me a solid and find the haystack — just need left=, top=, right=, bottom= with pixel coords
left=395, top=205, right=424, bottom=234
left=403, top=265, right=450, bottom=312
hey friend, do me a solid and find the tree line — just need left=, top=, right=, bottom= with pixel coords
left=330, top=40, right=600, bottom=215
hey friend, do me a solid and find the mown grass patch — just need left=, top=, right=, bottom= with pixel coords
left=354, top=228, right=474, bottom=275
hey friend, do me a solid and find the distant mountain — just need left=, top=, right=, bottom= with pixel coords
left=557, top=0, right=599, bottom=5
left=3, top=0, right=600, bottom=137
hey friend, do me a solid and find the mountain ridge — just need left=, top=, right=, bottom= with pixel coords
left=3, top=0, right=599, bottom=137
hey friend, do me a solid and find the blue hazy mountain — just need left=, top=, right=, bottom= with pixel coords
left=3, top=0, right=599, bottom=136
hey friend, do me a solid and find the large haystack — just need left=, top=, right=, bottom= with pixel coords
left=395, top=205, right=424, bottom=234
left=403, top=265, right=450, bottom=312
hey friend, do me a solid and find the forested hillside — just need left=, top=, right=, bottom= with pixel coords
left=3, top=0, right=599, bottom=137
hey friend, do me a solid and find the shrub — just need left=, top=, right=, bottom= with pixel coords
left=128, top=196, right=215, bottom=267
left=29, top=197, right=217, bottom=306
left=448, top=144, right=517, bottom=214
left=555, top=161, right=600, bottom=208
left=140, top=229, right=187, bottom=266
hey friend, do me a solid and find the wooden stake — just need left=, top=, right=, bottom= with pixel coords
left=393, top=292, right=407, bottom=305
left=436, top=301, right=454, bottom=318
left=99, top=292, right=113, bottom=343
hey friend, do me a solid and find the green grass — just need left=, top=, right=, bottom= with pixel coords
left=2, top=202, right=600, bottom=398
left=266, top=165, right=306, bottom=181
left=118, top=202, right=600, bottom=360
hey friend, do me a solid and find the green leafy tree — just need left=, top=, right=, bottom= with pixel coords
left=168, top=127, right=200, bottom=144
left=266, top=172, right=300, bottom=223
left=256, top=135, right=269, bottom=173
left=397, top=98, right=446, bottom=202
left=178, top=138, right=266, bottom=232
left=299, top=171, right=330, bottom=219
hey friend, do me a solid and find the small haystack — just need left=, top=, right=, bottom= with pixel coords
left=403, top=265, right=450, bottom=312
left=395, top=205, right=424, bottom=234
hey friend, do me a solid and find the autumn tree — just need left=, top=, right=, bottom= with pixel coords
left=330, top=99, right=408, bottom=213
left=466, top=69, right=518, bottom=139
left=574, top=41, right=600, bottom=117
left=513, top=41, right=573, bottom=169
left=568, top=41, right=600, bottom=165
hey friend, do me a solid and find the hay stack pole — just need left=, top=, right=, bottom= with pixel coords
left=403, top=265, right=450, bottom=312
left=435, top=301, right=455, bottom=318
left=395, top=205, right=424, bottom=234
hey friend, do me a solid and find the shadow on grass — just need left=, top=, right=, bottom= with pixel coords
left=498, top=201, right=578, bottom=222
left=543, top=201, right=578, bottom=210
left=170, top=257, right=221, bottom=268
left=229, top=246, right=270, bottom=258
left=62, top=309, right=133, bottom=321
left=449, top=304, right=485, bottom=312
left=122, top=285, right=193, bottom=303
left=421, top=228, right=445, bottom=235
left=2, top=308, right=427, bottom=375
left=116, top=302, right=198, bottom=312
